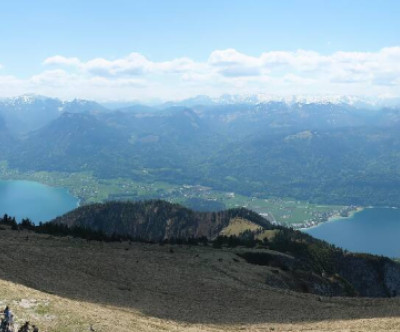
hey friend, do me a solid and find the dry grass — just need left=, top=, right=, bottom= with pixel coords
left=0, top=228, right=399, bottom=331
left=219, top=218, right=263, bottom=236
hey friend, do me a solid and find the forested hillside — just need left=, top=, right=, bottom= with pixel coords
left=2, top=95, right=400, bottom=206
left=51, top=200, right=272, bottom=240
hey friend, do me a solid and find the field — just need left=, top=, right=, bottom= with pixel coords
left=201, top=194, right=349, bottom=227
left=0, top=228, right=400, bottom=331
left=0, top=162, right=353, bottom=228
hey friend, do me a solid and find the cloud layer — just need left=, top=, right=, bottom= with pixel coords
left=1, top=47, right=400, bottom=101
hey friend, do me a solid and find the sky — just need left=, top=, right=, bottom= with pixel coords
left=0, top=0, right=399, bottom=101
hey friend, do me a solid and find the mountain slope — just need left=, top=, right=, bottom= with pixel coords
left=2, top=229, right=400, bottom=331
left=10, top=112, right=130, bottom=173
left=209, top=124, right=400, bottom=205
left=10, top=108, right=220, bottom=179
left=49, top=200, right=400, bottom=298
left=0, top=114, right=16, bottom=155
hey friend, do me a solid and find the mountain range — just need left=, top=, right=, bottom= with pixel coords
left=2, top=94, right=400, bottom=206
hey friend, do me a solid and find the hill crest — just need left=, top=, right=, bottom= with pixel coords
left=52, top=200, right=272, bottom=241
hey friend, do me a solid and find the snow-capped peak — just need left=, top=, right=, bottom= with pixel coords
left=0, top=94, right=60, bottom=107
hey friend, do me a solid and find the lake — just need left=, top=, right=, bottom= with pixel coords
left=304, top=207, right=400, bottom=258
left=0, top=180, right=79, bottom=223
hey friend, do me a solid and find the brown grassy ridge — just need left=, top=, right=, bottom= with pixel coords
left=0, top=228, right=400, bottom=331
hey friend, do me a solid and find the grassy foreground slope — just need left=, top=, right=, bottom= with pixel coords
left=1, top=228, right=400, bottom=331
left=48, top=200, right=400, bottom=298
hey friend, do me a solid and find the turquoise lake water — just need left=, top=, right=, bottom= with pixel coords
left=0, top=180, right=79, bottom=223
left=304, top=207, right=400, bottom=258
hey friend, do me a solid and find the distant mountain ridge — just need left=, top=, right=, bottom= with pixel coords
left=2, top=94, right=400, bottom=206
left=0, top=95, right=107, bottom=136
left=160, top=93, right=399, bottom=109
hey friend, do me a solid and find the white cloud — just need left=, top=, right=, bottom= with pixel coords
left=43, top=56, right=82, bottom=67
left=208, top=49, right=264, bottom=77
left=30, top=69, right=72, bottom=86
left=0, top=47, right=399, bottom=101
left=85, top=53, right=149, bottom=76
left=43, top=53, right=205, bottom=78
left=262, top=50, right=330, bottom=72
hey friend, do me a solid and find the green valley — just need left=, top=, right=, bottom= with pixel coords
left=0, top=161, right=351, bottom=228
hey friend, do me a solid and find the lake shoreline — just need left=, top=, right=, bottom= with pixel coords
left=0, top=179, right=79, bottom=223
left=0, top=176, right=82, bottom=208
left=327, top=206, right=365, bottom=222
left=303, top=206, right=400, bottom=258
left=298, top=206, right=364, bottom=230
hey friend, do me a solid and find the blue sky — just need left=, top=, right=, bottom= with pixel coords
left=0, top=0, right=399, bottom=101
